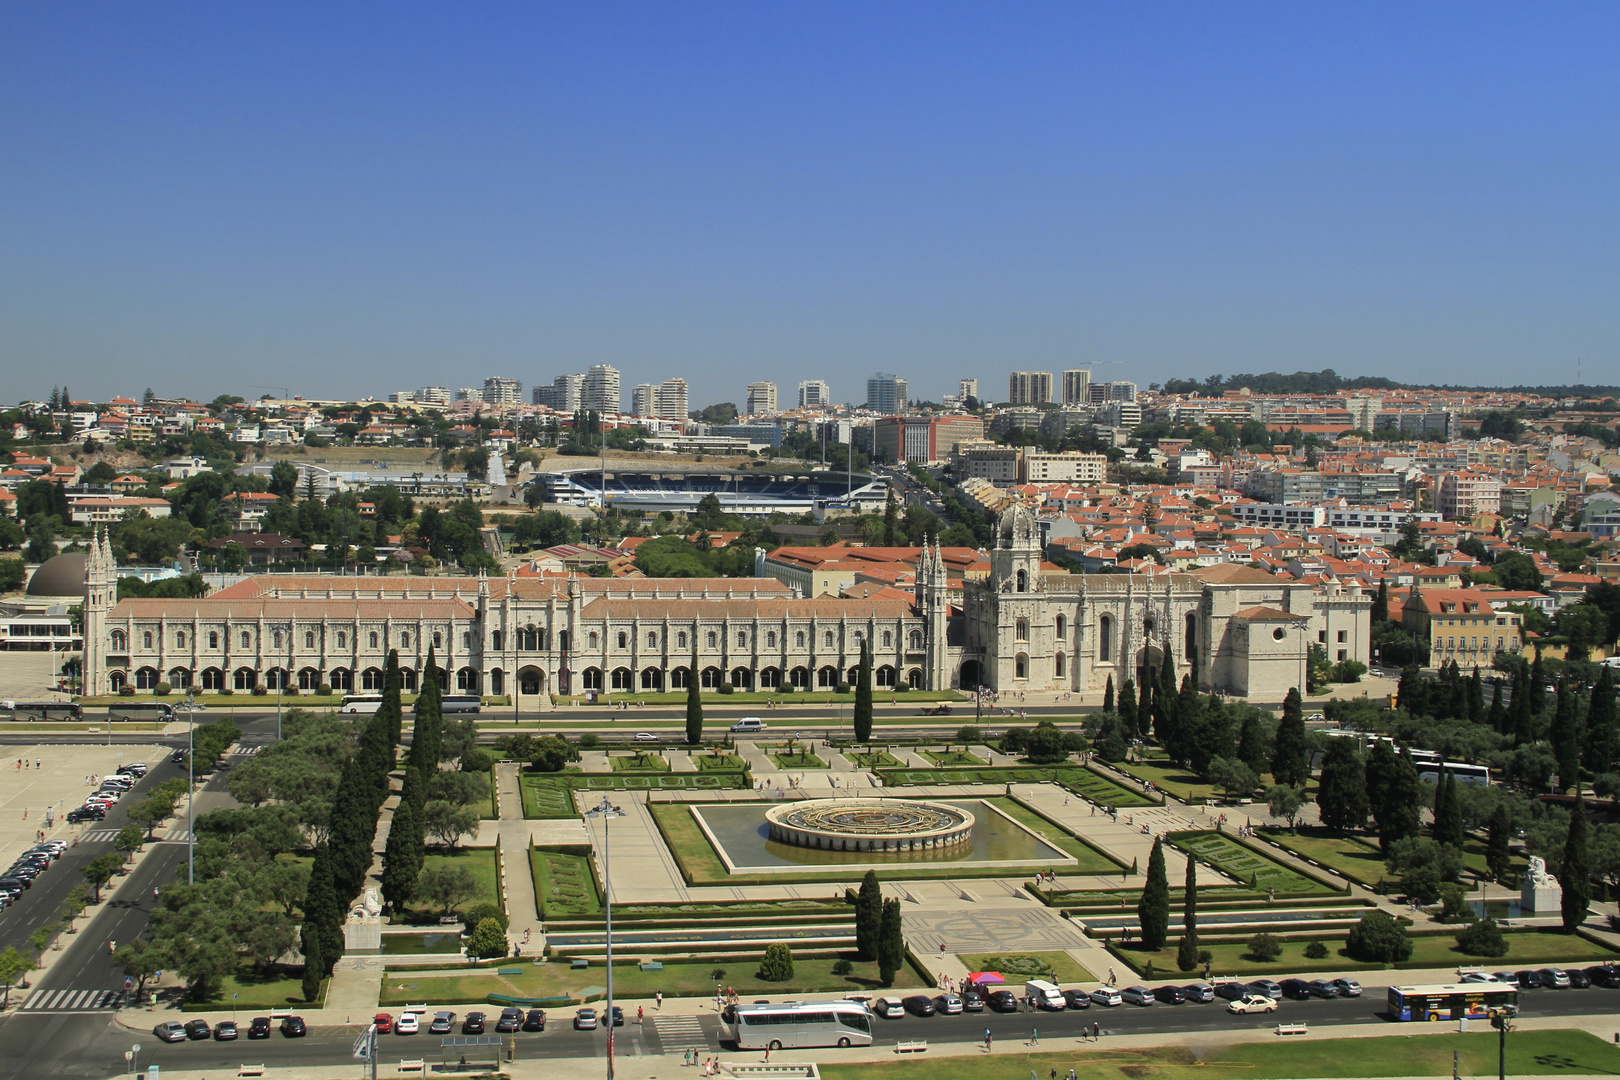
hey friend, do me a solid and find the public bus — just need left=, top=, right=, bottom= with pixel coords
left=107, top=701, right=175, bottom=722
left=338, top=694, right=384, bottom=714
left=1387, top=983, right=1517, bottom=1021
left=440, top=695, right=482, bottom=714
left=342, top=693, right=481, bottom=714
left=1415, top=762, right=1491, bottom=786
left=727, top=1001, right=874, bottom=1050
left=1, top=700, right=85, bottom=721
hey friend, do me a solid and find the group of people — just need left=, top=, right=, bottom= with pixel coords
left=682, top=1049, right=720, bottom=1073
left=16, top=759, right=40, bottom=770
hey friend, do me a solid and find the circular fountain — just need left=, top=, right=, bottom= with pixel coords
left=764, top=798, right=975, bottom=853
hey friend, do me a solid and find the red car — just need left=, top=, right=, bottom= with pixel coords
left=372, top=1013, right=392, bottom=1034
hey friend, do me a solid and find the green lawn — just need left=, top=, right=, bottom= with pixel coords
left=520, top=770, right=749, bottom=817
left=879, top=765, right=1158, bottom=807
left=957, top=951, right=1093, bottom=984
left=1111, top=758, right=1226, bottom=803
left=381, top=931, right=465, bottom=955
left=520, top=775, right=581, bottom=818
left=393, top=848, right=501, bottom=924
left=531, top=848, right=601, bottom=919
left=476, top=767, right=497, bottom=819
left=181, top=966, right=324, bottom=1011
left=608, top=753, right=669, bottom=772
left=378, top=953, right=929, bottom=1006
left=768, top=751, right=828, bottom=768
left=692, top=753, right=746, bottom=771
left=819, top=1030, right=1620, bottom=1080
left=923, top=749, right=988, bottom=766
left=1113, top=927, right=1620, bottom=978
left=1169, top=832, right=1341, bottom=896
left=1257, top=828, right=1386, bottom=886
left=843, top=751, right=903, bottom=768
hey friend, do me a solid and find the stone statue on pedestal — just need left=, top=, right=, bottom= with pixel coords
left=1520, top=855, right=1562, bottom=912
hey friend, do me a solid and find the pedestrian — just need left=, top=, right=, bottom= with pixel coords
left=1051, top=1069, right=1058, bottom=1080
left=638, top=1005, right=644, bottom=1023
left=34, top=759, right=40, bottom=770
left=984, top=1029, right=993, bottom=1052
left=657, top=990, right=663, bottom=1009
left=1093, top=1021, right=1100, bottom=1040
left=1107, top=967, right=1116, bottom=985
left=1030, top=1027, right=1038, bottom=1045
left=763, top=1048, right=771, bottom=1063
left=108, top=939, right=116, bottom=955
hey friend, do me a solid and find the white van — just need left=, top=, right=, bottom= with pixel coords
left=1024, top=979, right=1065, bottom=1010
left=730, top=718, right=767, bottom=733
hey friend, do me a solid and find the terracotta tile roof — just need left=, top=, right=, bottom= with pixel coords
left=580, top=596, right=915, bottom=619
left=110, top=597, right=474, bottom=619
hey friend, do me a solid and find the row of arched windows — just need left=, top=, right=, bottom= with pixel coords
left=112, top=627, right=444, bottom=653
left=576, top=664, right=921, bottom=692
left=501, top=627, right=925, bottom=653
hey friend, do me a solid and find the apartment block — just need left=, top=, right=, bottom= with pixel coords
left=655, top=378, right=689, bottom=421
left=1007, top=371, right=1053, bottom=405
left=1437, top=472, right=1502, bottom=520
left=798, top=380, right=831, bottom=409
left=959, top=378, right=979, bottom=402
left=1061, top=369, right=1092, bottom=406
left=532, top=374, right=583, bottom=412
left=953, top=443, right=1020, bottom=483
left=746, top=381, right=777, bottom=415
left=631, top=384, right=655, bottom=417
left=482, top=377, right=523, bottom=406
left=1021, top=451, right=1108, bottom=484
left=866, top=373, right=908, bottom=414
left=1243, top=468, right=1324, bottom=504
left=582, top=364, right=621, bottom=414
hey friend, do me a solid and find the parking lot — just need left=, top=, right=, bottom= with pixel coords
left=0, top=743, right=150, bottom=870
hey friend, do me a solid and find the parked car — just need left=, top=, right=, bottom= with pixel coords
left=248, top=1017, right=272, bottom=1039
left=1332, top=978, right=1363, bottom=998
left=66, top=807, right=104, bottom=823
left=1513, top=970, right=1541, bottom=989
left=1307, top=980, right=1340, bottom=999
left=394, top=1014, right=419, bottom=1035
left=1248, top=980, right=1282, bottom=999
left=1120, top=985, right=1155, bottom=1006
left=153, top=1022, right=186, bottom=1043
left=1568, top=969, right=1591, bottom=989
left=610, top=1006, right=624, bottom=1027
left=1182, top=983, right=1214, bottom=1003
left=961, top=991, right=985, bottom=1011
left=429, top=1012, right=456, bottom=1034
left=1089, top=987, right=1123, bottom=1006
left=1279, top=979, right=1314, bottom=1000
left=873, top=997, right=906, bottom=1018
left=496, top=1008, right=523, bottom=1032
left=117, top=763, right=149, bottom=776
left=1228, top=995, right=1278, bottom=1014
left=1459, top=972, right=1500, bottom=983
left=214, top=1021, right=238, bottom=1041
left=372, top=1013, right=392, bottom=1034
left=933, top=994, right=963, bottom=1015
left=1062, top=989, right=1093, bottom=1009
left=1213, top=982, right=1250, bottom=1001
left=987, top=990, right=1020, bottom=1012
left=280, top=1016, right=306, bottom=1037
left=183, top=1019, right=211, bottom=1040
left=1153, top=985, right=1185, bottom=1004
left=1584, top=966, right=1620, bottom=988
left=1536, top=968, right=1570, bottom=988
left=462, top=1012, right=486, bottom=1034
left=903, top=995, right=936, bottom=1017
left=574, top=1009, right=599, bottom=1030
left=522, top=1009, right=547, bottom=1031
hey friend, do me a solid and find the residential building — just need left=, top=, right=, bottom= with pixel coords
left=655, top=378, right=689, bottom=421
left=959, top=378, right=979, bottom=402
left=1346, top=395, right=1382, bottom=432
left=1021, top=451, right=1108, bottom=484
left=873, top=415, right=987, bottom=464
left=1061, top=369, right=1092, bottom=407
left=953, top=443, right=1020, bottom=484
left=1008, top=371, right=1053, bottom=406
left=746, top=381, right=777, bottom=415
left=1401, top=587, right=1523, bottom=667
left=1244, top=469, right=1325, bottom=504
left=416, top=386, right=451, bottom=406
left=631, top=384, right=656, bottom=417
left=582, top=364, right=621, bottom=414
left=482, top=377, right=523, bottom=406
left=866, top=373, right=908, bottom=414
left=453, top=388, right=483, bottom=403
left=798, top=380, right=831, bottom=409
left=532, top=374, right=583, bottom=412
left=1437, top=472, right=1502, bottom=520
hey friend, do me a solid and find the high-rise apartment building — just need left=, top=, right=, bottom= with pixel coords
left=482, top=377, right=523, bottom=406
left=959, top=378, right=979, bottom=402
left=1346, top=395, right=1382, bottom=432
left=866, top=373, right=908, bottom=414
left=416, top=386, right=451, bottom=406
left=1106, top=381, right=1137, bottom=403
left=746, top=381, right=777, bottom=415
left=1061, top=369, right=1092, bottom=406
left=631, top=384, right=656, bottom=417
left=454, top=388, right=484, bottom=403
left=1008, top=371, right=1053, bottom=405
left=798, top=380, right=831, bottom=409
left=582, top=364, right=621, bottom=414
left=532, top=374, right=583, bottom=411
left=654, top=378, right=689, bottom=421
left=872, top=414, right=986, bottom=464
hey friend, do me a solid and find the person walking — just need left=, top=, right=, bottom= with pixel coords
left=656, top=990, right=663, bottom=1010
left=1029, top=1027, right=1039, bottom=1046
left=1107, top=967, right=1116, bottom=985
left=984, top=1029, right=992, bottom=1052
left=1092, top=1021, right=1101, bottom=1040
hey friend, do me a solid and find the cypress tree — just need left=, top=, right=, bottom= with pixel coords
left=1467, top=667, right=1484, bottom=723
left=382, top=648, right=403, bottom=746
left=1236, top=710, right=1268, bottom=777
left=1317, top=738, right=1369, bottom=832
left=1487, top=680, right=1506, bottom=735
left=1137, top=837, right=1170, bottom=951
left=1526, top=650, right=1546, bottom=717
left=1270, top=688, right=1308, bottom=787
left=1398, top=665, right=1428, bottom=718
left=1371, top=579, right=1388, bottom=623
left=684, top=651, right=703, bottom=745
left=1119, top=679, right=1138, bottom=735
left=380, top=794, right=424, bottom=912
left=1103, top=675, right=1114, bottom=713
left=1510, top=658, right=1534, bottom=746
left=853, top=639, right=873, bottom=743
left=854, top=870, right=882, bottom=960
left=1175, top=853, right=1199, bottom=972
left=1485, top=804, right=1512, bottom=882
left=1433, top=770, right=1464, bottom=850
left=1561, top=798, right=1592, bottom=932
left=1584, top=667, right=1618, bottom=775
left=300, top=931, right=324, bottom=1003
left=1152, top=644, right=1178, bottom=753
left=411, top=650, right=444, bottom=776
left=1549, top=679, right=1581, bottom=793
left=877, top=898, right=903, bottom=986
left=1367, top=746, right=1422, bottom=854
left=301, top=843, right=344, bottom=976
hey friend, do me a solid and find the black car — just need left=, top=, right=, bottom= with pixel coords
left=248, top=1017, right=271, bottom=1038
left=184, top=1019, right=211, bottom=1040
left=214, top=1021, right=238, bottom=1041
left=961, top=991, right=985, bottom=1011
left=67, top=807, right=103, bottom=823
left=280, top=1016, right=306, bottom=1037
left=1513, top=970, right=1541, bottom=989
left=609, top=1006, right=624, bottom=1027
left=1153, top=985, right=1185, bottom=1004
left=463, top=1012, right=486, bottom=1034
left=1062, top=989, right=1092, bottom=1009
left=495, top=1008, right=523, bottom=1033
left=1585, top=966, right=1620, bottom=988
left=1213, top=982, right=1250, bottom=1001
left=172, top=751, right=186, bottom=763
left=903, top=995, right=937, bottom=1017
left=987, top=990, right=1019, bottom=1012
left=1279, top=979, right=1313, bottom=1000
left=0, top=876, right=32, bottom=892
left=1568, top=969, right=1591, bottom=989
left=522, top=1009, right=546, bottom=1032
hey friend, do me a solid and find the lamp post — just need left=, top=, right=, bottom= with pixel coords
left=1490, top=1008, right=1515, bottom=1080
left=177, top=698, right=200, bottom=884
left=585, top=796, right=626, bottom=1080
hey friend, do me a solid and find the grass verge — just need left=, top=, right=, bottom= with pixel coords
left=769, top=751, right=828, bottom=769
left=531, top=847, right=602, bottom=919
left=923, top=750, right=988, bottom=766
left=1168, top=832, right=1342, bottom=896
left=1256, top=828, right=1383, bottom=886
left=391, top=847, right=501, bottom=924
left=957, top=951, right=1094, bottom=984
left=879, top=765, right=1158, bottom=808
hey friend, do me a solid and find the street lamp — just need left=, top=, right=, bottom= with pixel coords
left=1490, top=1007, right=1515, bottom=1080
left=585, top=796, right=626, bottom=1080
left=177, top=698, right=202, bottom=884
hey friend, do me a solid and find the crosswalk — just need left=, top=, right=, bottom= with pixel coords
left=162, top=828, right=193, bottom=842
left=18, top=988, right=127, bottom=1013
left=651, top=1014, right=710, bottom=1053
left=230, top=746, right=261, bottom=756
left=78, top=829, right=120, bottom=843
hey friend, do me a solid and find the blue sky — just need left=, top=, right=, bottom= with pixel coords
left=3, top=2, right=1617, bottom=407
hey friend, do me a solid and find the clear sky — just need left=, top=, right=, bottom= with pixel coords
left=3, top=2, right=1617, bottom=407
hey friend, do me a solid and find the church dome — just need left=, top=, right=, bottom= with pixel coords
left=25, top=553, right=88, bottom=598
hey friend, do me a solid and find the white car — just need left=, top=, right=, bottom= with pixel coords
left=1227, top=995, right=1278, bottom=1014
left=633, top=733, right=659, bottom=743
left=1088, top=987, right=1122, bottom=1006
left=1459, top=972, right=1500, bottom=983
left=394, top=1013, right=419, bottom=1034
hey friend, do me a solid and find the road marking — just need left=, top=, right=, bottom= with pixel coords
left=163, top=828, right=194, bottom=842
left=20, top=988, right=126, bottom=1012
left=78, top=829, right=120, bottom=842
left=230, top=746, right=261, bottom=756
left=651, top=1014, right=710, bottom=1051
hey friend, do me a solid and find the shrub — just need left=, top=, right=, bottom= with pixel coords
left=579, top=733, right=600, bottom=749
left=956, top=726, right=982, bottom=744
left=317, top=683, right=332, bottom=696
left=836, top=683, right=851, bottom=694
left=1346, top=910, right=1412, bottom=963
left=153, top=682, right=171, bottom=696
left=1455, top=918, right=1509, bottom=958
left=1303, top=941, right=1328, bottom=959
left=282, top=686, right=299, bottom=696
left=1246, top=933, right=1282, bottom=962
left=462, top=901, right=509, bottom=936
left=467, top=918, right=508, bottom=960
left=831, top=958, right=853, bottom=976
left=1436, top=883, right=1473, bottom=923
left=251, top=684, right=268, bottom=696
left=718, top=683, right=735, bottom=695
left=218, top=688, right=234, bottom=695
left=118, top=686, right=136, bottom=696
left=757, top=942, right=794, bottom=981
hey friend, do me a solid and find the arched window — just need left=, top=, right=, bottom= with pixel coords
left=142, top=630, right=153, bottom=650
left=1015, top=652, right=1028, bottom=679
left=456, top=667, right=478, bottom=692
left=824, top=631, right=834, bottom=648
left=701, top=666, right=724, bottom=688
left=168, top=667, right=192, bottom=689
left=617, top=631, right=627, bottom=649
left=211, top=631, right=221, bottom=649
left=817, top=665, right=839, bottom=687
left=109, top=671, right=125, bottom=692
left=677, top=631, right=688, bottom=649
left=647, top=631, right=658, bottom=648
left=399, top=667, right=418, bottom=691
left=846, top=666, right=860, bottom=685
left=558, top=631, right=568, bottom=651
left=730, top=667, right=753, bottom=689
left=271, top=630, right=281, bottom=650
left=759, top=667, right=781, bottom=688
left=240, top=630, right=252, bottom=649
left=588, top=631, right=598, bottom=649
left=1015, top=619, right=1028, bottom=641
left=611, top=667, right=633, bottom=690
left=135, top=666, right=160, bottom=690
left=906, top=668, right=922, bottom=688
left=790, top=666, right=810, bottom=688
left=853, top=630, right=863, bottom=646
left=671, top=667, right=691, bottom=688
left=433, top=631, right=442, bottom=648
left=304, top=631, right=315, bottom=649
left=582, top=668, right=603, bottom=691
left=369, top=631, right=379, bottom=649
left=1098, top=615, right=1113, bottom=664
left=875, top=665, right=896, bottom=688
left=488, top=669, right=504, bottom=695
left=795, top=631, right=806, bottom=648
left=882, top=630, right=892, bottom=648
left=1055, top=652, right=1066, bottom=677
left=706, top=631, right=717, bottom=648
left=202, top=668, right=226, bottom=691
left=296, top=667, right=320, bottom=690
left=1184, top=612, right=1197, bottom=660
left=110, top=630, right=126, bottom=652
left=737, top=631, right=747, bottom=647
left=1056, top=614, right=1066, bottom=638
left=909, top=629, right=923, bottom=650
left=640, top=667, right=662, bottom=690
left=462, top=632, right=471, bottom=649
left=336, top=631, right=347, bottom=649
left=1016, top=569, right=1028, bottom=592
left=767, top=631, right=777, bottom=648
left=176, top=630, right=187, bottom=648
left=491, top=630, right=504, bottom=650
left=264, top=668, right=287, bottom=690
left=401, top=631, right=410, bottom=648
left=330, top=667, right=352, bottom=691
left=233, top=666, right=257, bottom=690
left=362, top=667, right=385, bottom=690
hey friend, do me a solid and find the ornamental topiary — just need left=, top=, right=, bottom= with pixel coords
left=153, top=682, right=171, bottom=696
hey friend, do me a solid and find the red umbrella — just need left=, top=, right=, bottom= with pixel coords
left=965, top=971, right=1004, bottom=984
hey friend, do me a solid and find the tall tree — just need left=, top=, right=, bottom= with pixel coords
left=1270, top=688, right=1308, bottom=787
left=1467, top=667, right=1484, bottom=723
left=1561, top=798, right=1592, bottom=932
left=852, top=639, right=873, bottom=743
left=410, top=648, right=445, bottom=778
left=380, top=794, right=424, bottom=912
left=1236, top=711, right=1268, bottom=777
left=1509, top=657, right=1534, bottom=746
left=877, top=897, right=904, bottom=986
left=1137, top=837, right=1171, bottom=951
left=300, top=844, right=343, bottom=979
left=1371, top=579, right=1389, bottom=623
left=1366, top=744, right=1422, bottom=854
left=684, top=651, right=704, bottom=745
left=1102, top=675, right=1114, bottom=713
left=882, top=490, right=898, bottom=547
left=1175, top=853, right=1199, bottom=972
left=1485, top=804, right=1513, bottom=883
left=1585, top=667, right=1618, bottom=775
left=381, top=649, right=403, bottom=746
left=1152, top=643, right=1178, bottom=754
left=1119, top=679, right=1138, bottom=736
left=1316, top=738, right=1369, bottom=832
left=854, top=871, right=882, bottom=960
left=1432, top=770, right=1464, bottom=850
left=1549, top=679, right=1581, bottom=793
left=1526, top=650, right=1547, bottom=717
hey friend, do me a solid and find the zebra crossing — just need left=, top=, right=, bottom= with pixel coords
left=229, top=746, right=261, bottom=756
left=162, top=828, right=193, bottom=842
left=18, top=988, right=127, bottom=1013
left=77, top=828, right=120, bottom=843
left=651, top=1013, right=710, bottom=1053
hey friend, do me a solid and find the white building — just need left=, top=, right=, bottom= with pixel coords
left=746, top=381, right=777, bottom=415
left=798, top=380, right=831, bottom=409
left=1061, top=369, right=1092, bottom=407
left=655, top=378, right=689, bottom=421
left=631, top=384, right=656, bottom=417
left=583, top=365, right=621, bottom=414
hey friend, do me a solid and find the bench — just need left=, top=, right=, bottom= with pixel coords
left=438, top=915, right=461, bottom=925
left=237, top=1066, right=265, bottom=1077
left=896, top=1040, right=929, bottom=1054
left=1275, top=1023, right=1308, bottom=1037
left=639, top=961, right=664, bottom=971
left=398, top=1060, right=425, bottom=1073
left=570, top=958, right=589, bottom=969
left=497, top=967, right=523, bottom=976
left=400, top=1003, right=428, bottom=1014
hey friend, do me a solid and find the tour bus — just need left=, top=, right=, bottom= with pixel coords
left=342, top=693, right=481, bottom=714
left=1387, top=983, right=1517, bottom=1021
left=338, top=694, right=384, bottom=714
left=107, top=701, right=176, bottom=722
left=1, top=700, right=85, bottom=722
left=1415, top=761, right=1491, bottom=786
left=727, top=1001, right=874, bottom=1050
left=440, top=695, right=482, bottom=714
